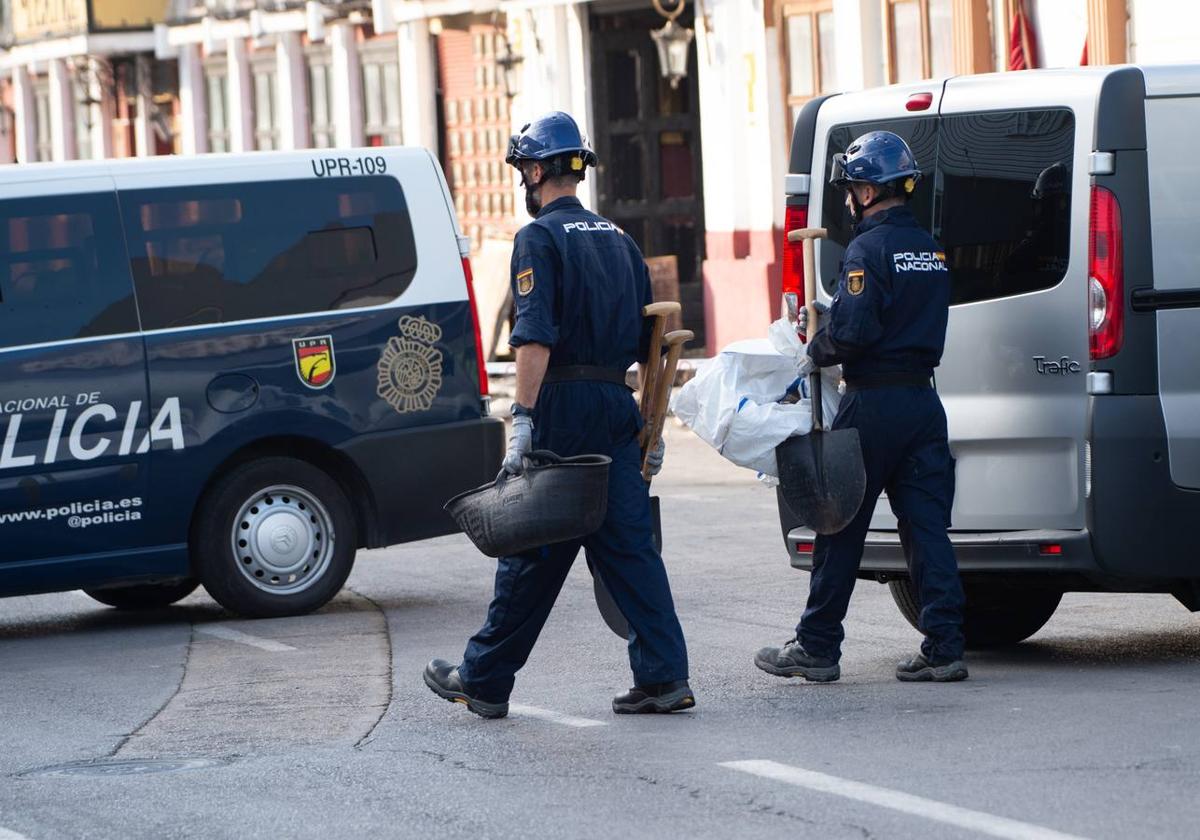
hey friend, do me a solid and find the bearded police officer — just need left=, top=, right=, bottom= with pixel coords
left=424, top=111, right=694, bottom=718
left=756, top=131, right=968, bottom=683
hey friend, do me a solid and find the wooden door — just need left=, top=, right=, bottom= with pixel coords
left=590, top=9, right=706, bottom=346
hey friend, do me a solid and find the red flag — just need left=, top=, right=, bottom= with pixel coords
left=1080, top=38, right=1089, bottom=65
left=1008, top=0, right=1039, bottom=71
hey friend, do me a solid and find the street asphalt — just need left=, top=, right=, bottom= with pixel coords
left=1, top=424, right=1199, bottom=839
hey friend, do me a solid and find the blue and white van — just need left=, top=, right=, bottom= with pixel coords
left=0, top=149, right=503, bottom=617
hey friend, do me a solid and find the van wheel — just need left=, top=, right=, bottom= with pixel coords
left=192, top=457, right=357, bottom=618
left=888, top=579, right=1063, bottom=649
left=84, top=579, right=199, bottom=610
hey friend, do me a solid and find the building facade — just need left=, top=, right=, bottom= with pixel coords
left=0, top=0, right=174, bottom=163
left=0, top=0, right=1196, bottom=352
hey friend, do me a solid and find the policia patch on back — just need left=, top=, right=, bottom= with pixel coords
left=516, top=268, right=535, bottom=296
left=847, top=269, right=866, bottom=296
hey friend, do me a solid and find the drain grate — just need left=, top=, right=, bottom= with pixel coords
left=17, top=757, right=229, bottom=778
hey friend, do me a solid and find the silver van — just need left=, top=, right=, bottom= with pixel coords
left=778, top=64, right=1200, bottom=646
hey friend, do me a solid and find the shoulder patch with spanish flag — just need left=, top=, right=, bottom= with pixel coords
left=516, top=268, right=535, bottom=296
left=847, top=269, right=866, bottom=296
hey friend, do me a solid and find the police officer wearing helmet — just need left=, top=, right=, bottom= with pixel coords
left=755, top=131, right=968, bottom=683
left=424, top=111, right=694, bottom=718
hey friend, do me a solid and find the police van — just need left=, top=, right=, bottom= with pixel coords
left=779, top=64, right=1200, bottom=646
left=0, top=149, right=503, bottom=617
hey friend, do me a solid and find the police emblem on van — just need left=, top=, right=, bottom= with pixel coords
left=377, top=316, right=444, bottom=413
left=293, top=336, right=336, bottom=389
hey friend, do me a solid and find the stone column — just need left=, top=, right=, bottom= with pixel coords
left=227, top=37, right=254, bottom=151
left=88, top=58, right=114, bottom=160
left=276, top=31, right=308, bottom=150
left=12, top=65, right=36, bottom=163
left=134, top=55, right=154, bottom=156
left=330, top=22, right=364, bottom=148
left=398, top=19, right=437, bottom=151
left=48, top=59, right=76, bottom=161
left=832, top=0, right=884, bottom=92
left=178, top=43, right=208, bottom=155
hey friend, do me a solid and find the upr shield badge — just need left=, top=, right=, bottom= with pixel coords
left=377, top=316, right=444, bottom=413
left=293, top=336, right=336, bottom=389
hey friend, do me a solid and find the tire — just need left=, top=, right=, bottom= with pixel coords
left=888, top=578, right=1063, bottom=649
left=191, top=456, right=357, bottom=618
left=85, top=579, right=199, bottom=610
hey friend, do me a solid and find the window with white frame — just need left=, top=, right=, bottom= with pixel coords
left=251, top=54, right=280, bottom=151
left=361, top=43, right=402, bottom=147
left=204, top=59, right=230, bottom=153
left=307, top=49, right=335, bottom=149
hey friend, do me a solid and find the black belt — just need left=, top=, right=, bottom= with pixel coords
left=844, top=372, right=933, bottom=393
left=541, top=365, right=630, bottom=387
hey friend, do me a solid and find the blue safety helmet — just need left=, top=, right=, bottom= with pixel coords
left=829, top=131, right=921, bottom=196
left=506, top=111, right=598, bottom=174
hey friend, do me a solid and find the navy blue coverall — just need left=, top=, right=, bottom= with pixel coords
left=458, top=196, right=689, bottom=701
left=801, top=204, right=965, bottom=664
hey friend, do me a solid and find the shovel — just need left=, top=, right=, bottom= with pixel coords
left=592, top=305, right=690, bottom=640
left=775, top=227, right=866, bottom=536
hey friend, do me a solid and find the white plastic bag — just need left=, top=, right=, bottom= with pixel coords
left=671, top=322, right=842, bottom=478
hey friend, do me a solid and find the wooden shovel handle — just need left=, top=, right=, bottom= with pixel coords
left=640, top=301, right=681, bottom=421
left=642, top=329, right=693, bottom=482
left=790, top=227, right=827, bottom=340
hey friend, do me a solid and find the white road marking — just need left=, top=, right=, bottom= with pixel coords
left=195, top=625, right=297, bottom=652
left=719, top=760, right=1091, bottom=840
left=0, top=825, right=34, bottom=840
left=508, top=704, right=607, bottom=728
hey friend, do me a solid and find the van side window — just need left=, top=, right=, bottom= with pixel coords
left=0, top=192, right=139, bottom=348
left=820, top=117, right=939, bottom=292
left=937, top=109, right=1074, bottom=305
left=121, top=176, right=418, bottom=330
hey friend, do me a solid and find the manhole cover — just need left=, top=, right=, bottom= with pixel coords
left=17, top=757, right=229, bottom=778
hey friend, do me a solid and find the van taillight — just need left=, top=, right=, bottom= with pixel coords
left=461, top=257, right=490, bottom=398
left=782, top=203, right=809, bottom=323
left=1088, top=186, right=1124, bottom=361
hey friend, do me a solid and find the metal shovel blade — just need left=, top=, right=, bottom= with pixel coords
left=588, top=551, right=630, bottom=638
left=588, top=497, right=660, bottom=639
left=592, top=570, right=630, bottom=638
left=776, top=428, right=867, bottom=535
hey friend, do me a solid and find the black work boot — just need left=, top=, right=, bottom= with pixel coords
left=754, top=639, right=840, bottom=682
left=423, top=659, right=509, bottom=719
left=895, top=653, right=968, bottom=683
left=612, top=680, right=696, bottom=714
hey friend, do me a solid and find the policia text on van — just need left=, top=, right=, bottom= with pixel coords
left=0, top=150, right=503, bottom=617
left=780, top=64, right=1200, bottom=647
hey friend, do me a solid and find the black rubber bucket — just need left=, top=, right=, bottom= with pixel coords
left=444, top=450, right=612, bottom=558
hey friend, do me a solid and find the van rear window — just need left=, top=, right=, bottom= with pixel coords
left=120, top=176, right=418, bottom=330
left=937, top=109, right=1074, bottom=305
left=820, top=109, right=1074, bottom=306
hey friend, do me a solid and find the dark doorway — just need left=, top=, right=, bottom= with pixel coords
left=589, top=7, right=706, bottom=347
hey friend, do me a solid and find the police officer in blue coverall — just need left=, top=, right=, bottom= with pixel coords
left=424, top=111, right=694, bottom=718
left=755, top=131, right=968, bottom=683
